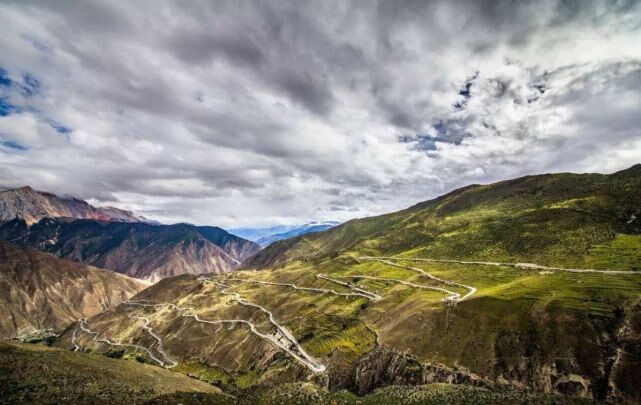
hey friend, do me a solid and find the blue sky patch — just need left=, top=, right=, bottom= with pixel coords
left=0, top=139, right=29, bottom=151
left=0, top=97, right=21, bottom=116
left=48, top=120, right=72, bottom=135
left=0, top=68, right=11, bottom=87
left=20, top=73, right=41, bottom=97
left=399, top=134, right=456, bottom=151
left=21, top=34, right=54, bottom=54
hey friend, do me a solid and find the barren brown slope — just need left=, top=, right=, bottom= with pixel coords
left=0, top=241, right=150, bottom=339
left=0, top=219, right=261, bottom=282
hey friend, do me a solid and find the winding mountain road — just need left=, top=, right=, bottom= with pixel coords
left=127, top=312, right=177, bottom=367
left=70, top=249, right=641, bottom=377
left=200, top=277, right=325, bottom=372
left=127, top=298, right=327, bottom=373
left=361, top=257, right=477, bottom=302
left=71, top=319, right=168, bottom=367
left=315, top=274, right=383, bottom=300
left=325, top=274, right=461, bottom=302
left=71, top=325, right=80, bottom=352
left=364, top=256, right=641, bottom=275
left=223, top=277, right=381, bottom=300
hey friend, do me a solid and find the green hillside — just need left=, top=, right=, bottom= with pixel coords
left=244, top=164, right=641, bottom=270
left=0, top=342, right=579, bottom=405
left=0, top=342, right=226, bottom=404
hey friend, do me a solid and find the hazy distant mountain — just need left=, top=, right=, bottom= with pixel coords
left=230, top=221, right=340, bottom=247
left=0, top=186, right=153, bottom=225
left=228, top=225, right=300, bottom=242
left=255, top=221, right=340, bottom=247
left=0, top=241, right=149, bottom=339
left=0, top=218, right=261, bottom=282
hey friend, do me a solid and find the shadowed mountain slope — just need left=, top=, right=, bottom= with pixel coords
left=0, top=219, right=260, bottom=282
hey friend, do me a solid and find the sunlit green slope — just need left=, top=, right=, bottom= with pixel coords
left=245, top=164, right=641, bottom=270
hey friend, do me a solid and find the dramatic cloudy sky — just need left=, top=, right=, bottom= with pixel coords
left=0, top=1, right=640, bottom=227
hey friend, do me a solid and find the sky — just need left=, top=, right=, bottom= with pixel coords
left=0, top=0, right=640, bottom=228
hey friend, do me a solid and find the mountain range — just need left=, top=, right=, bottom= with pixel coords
left=230, top=221, right=340, bottom=247
left=0, top=218, right=260, bottom=282
left=2, top=165, right=641, bottom=403
left=0, top=186, right=261, bottom=282
left=45, top=164, right=641, bottom=403
left=255, top=221, right=340, bottom=247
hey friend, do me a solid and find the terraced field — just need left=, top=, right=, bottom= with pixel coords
left=60, top=249, right=641, bottom=401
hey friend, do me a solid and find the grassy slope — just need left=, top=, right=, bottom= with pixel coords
left=0, top=341, right=576, bottom=405
left=239, top=165, right=641, bottom=399
left=244, top=164, right=641, bottom=269
left=0, top=342, right=224, bottom=404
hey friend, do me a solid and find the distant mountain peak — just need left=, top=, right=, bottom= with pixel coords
left=253, top=221, right=340, bottom=247
left=0, top=186, right=154, bottom=225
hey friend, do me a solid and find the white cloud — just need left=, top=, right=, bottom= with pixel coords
left=0, top=0, right=640, bottom=228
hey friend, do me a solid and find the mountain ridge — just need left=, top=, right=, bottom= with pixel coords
left=0, top=186, right=153, bottom=225
left=229, top=221, right=341, bottom=247
left=243, top=164, right=641, bottom=270
left=0, top=218, right=261, bottom=282
left=255, top=221, right=340, bottom=247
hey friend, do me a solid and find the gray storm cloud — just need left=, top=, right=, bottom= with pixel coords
left=0, top=0, right=640, bottom=227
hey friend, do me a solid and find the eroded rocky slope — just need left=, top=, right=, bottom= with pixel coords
left=0, top=219, right=260, bottom=282
left=0, top=241, right=149, bottom=338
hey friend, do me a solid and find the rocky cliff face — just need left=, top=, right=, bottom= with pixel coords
left=0, top=186, right=151, bottom=225
left=342, top=347, right=487, bottom=396
left=0, top=241, right=149, bottom=339
left=0, top=218, right=260, bottom=282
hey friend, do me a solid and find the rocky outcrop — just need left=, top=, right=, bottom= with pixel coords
left=606, top=302, right=641, bottom=403
left=352, top=347, right=487, bottom=395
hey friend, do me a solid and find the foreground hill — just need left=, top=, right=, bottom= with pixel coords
left=0, top=241, right=149, bottom=339
left=0, top=186, right=151, bottom=225
left=0, top=219, right=260, bottom=282
left=0, top=342, right=224, bottom=404
left=0, top=342, right=578, bottom=404
left=54, top=165, right=641, bottom=402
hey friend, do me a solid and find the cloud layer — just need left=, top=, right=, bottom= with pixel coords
left=0, top=0, right=640, bottom=227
